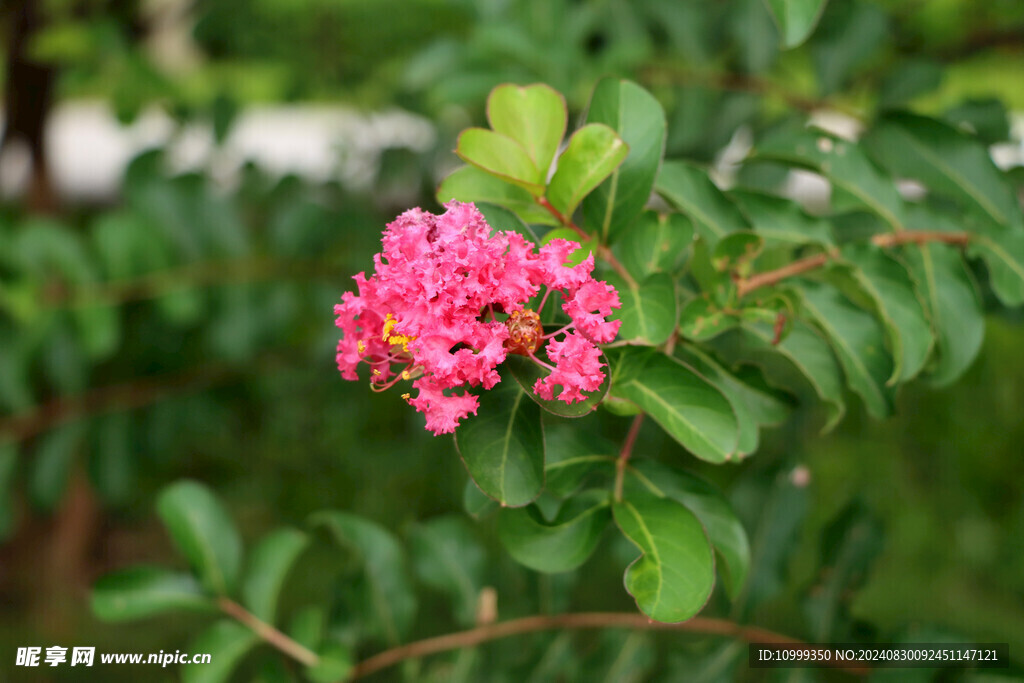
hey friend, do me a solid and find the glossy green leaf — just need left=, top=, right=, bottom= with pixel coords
left=91, top=567, right=215, bottom=621
left=463, top=479, right=498, bottom=519
left=606, top=272, right=677, bottom=345
left=837, top=244, right=933, bottom=383
left=678, top=296, right=739, bottom=342
left=943, top=98, right=1011, bottom=145
left=688, top=237, right=736, bottom=305
left=765, top=0, right=828, bottom=47
left=410, top=515, right=486, bottom=627
left=799, top=281, right=894, bottom=418
left=754, top=129, right=907, bottom=231
left=656, top=162, right=750, bottom=245
left=903, top=243, right=984, bottom=387
left=456, top=128, right=544, bottom=196
left=610, top=348, right=739, bottom=463
left=614, top=479, right=715, bottom=623
left=455, top=378, right=545, bottom=506
left=505, top=350, right=609, bottom=418
left=628, top=460, right=750, bottom=599
left=29, top=422, right=84, bottom=511
left=711, top=320, right=846, bottom=431
left=582, top=78, right=666, bottom=244
left=242, top=527, right=309, bottom=623
left=182, top=620, right=259, bottom=683
left=617, top=211, right=694, bottom=280
left=499, top=489, right=610, bottom=573
left=809, top=0, right=888, bottom=94
left=487, top=83, right=567, bottom=178
left=312, top=511, right=417, bottom=644
left=547, top=123, right=629, bottom=218
left=437, top=166, right=555, bottom=226
left=969, top=230, right=1024, bottom=307
left=156, top=480, right=243, bottom=596
left=730, top=189, right=834, bottom=246
left=675, top=344, right=790, bottom=458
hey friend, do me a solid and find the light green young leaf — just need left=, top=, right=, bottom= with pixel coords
left=487, top=83, right=567, bottom=178
left=156, top=480, right=243, bottom=596
left=437, top=166, right=555, bottom=225
left=456, top=128, right=545, bottom=196
left=582, top=78, right=667, bottom=244
left=547, top=123, right=629, bottom=218
left=455, top=377, right=545, bottom=506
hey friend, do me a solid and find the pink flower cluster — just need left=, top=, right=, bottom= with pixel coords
left=334, top=201, right=621, bottom=434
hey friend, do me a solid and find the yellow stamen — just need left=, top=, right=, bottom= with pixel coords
left=401, top=393, right=411, bottom=400
left=372, top=368, right=381, bottom=376
left=401, top=370, right=411, bottom=380
left=357, top=340, right=366, bottom=353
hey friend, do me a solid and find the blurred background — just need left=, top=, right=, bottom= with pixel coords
left=0, top=0, right=1022, bottom=680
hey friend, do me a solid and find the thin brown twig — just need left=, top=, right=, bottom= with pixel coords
left=347, top=611, right=870, bottom=679
left=536, top=197, right=639, bottom=289
left=735, top=231, right=972, bottom=298
left=218, top=597, right=320, bottom=668
left=614, top=414, right=645, bottom=502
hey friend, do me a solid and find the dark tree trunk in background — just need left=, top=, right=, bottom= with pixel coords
left=3, top=0, right=57, bottom=211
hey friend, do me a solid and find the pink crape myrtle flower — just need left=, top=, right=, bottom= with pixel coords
left=334, top=201, right=621, bottom=434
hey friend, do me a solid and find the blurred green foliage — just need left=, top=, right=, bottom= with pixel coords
left=1, top=0, right=1024, bottom=680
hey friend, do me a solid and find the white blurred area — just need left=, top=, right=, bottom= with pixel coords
left=0, top=102, right=437, bottom=202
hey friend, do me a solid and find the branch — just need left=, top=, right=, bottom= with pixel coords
left=735, top=231, right=972, bottom=297
left=348, top=612, right=869, bottom=679
left=613, top=414, right=644, bottom=502
left=218, top=597, right=320, bottom=668
left=536, top=198, right=639, bottom=290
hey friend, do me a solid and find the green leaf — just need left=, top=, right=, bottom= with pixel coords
left=803, top=501, right=883, bottom=641
left=463, top=479, right=498, bottom=519
left=29, top=422, right=84, bottom=511
left=582, top=78, right=667, bottom=244
left=455, top=377, right=545, bottom=506
left=606, top=272, right=677, bottom=345
left=91, top=567, right=215, bottom=621
left=675, top=344, right=790, bottom=458
left=547, top=123, right=629, bottom=218
left=410, top=515, right=486, bottom=627
left=456, top=128, right=545, bottom=196
left=312, top=511, right=417, bottom=645
left=438, top=166, right=555, bottom=225
left=754, top=129, right=907, bottom=231
left=610, top=348, right=739, bottom=463
left=878, top=59, right=942, bottom=107
left=628, top=460, right=750, bottom=599
left=656, top=162, right=750, bottom=246
left=678, top=296, right=739, bottom=342
left=242, top=528, right=309, bottom=623
left=836, top=245, right=933, bottom=383
left=764, top=0, right=829, bottom=48
left=614, top=478, right=715, bottom=623
left=305, top=643, right=354, bottom=683
left=711, top=320, right=846, bottom=432
left=712, top=232, right=763, bottom=276
left=182, top=620, right=259, bottom=683
left=729, top=189, right=835, bottom=246
left=487, top=83, right=567, bottom=178
left=969, top=230, right=1024, bottom=307
left=542, top=422, right=617, bottom=498
left=864, top=112, right=1022, bottom=231
left=156, top=480, right=243, bottom=596
left=798, top=281, right=894, bottom=418
left=505, top=351, right=609, bottom=419
left=499, top=489, right=610, bottom=573
left=903, top=243, right=984, bottom=387
left=809, top=0, right=888, bottom=94
left=617, top=211, right=694, bottom=281
left=943, top=98, right=1011, bottom=145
